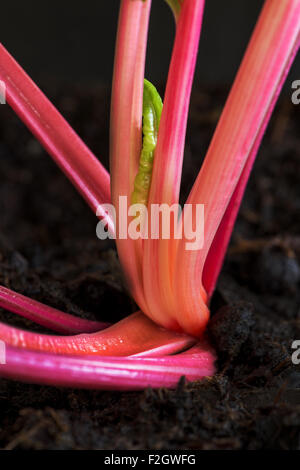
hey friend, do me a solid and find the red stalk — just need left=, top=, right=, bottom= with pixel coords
left=0, top=311, right=195, bottom=357
left=1, top=342, right=216, bottom=390
left=110, top=0, right=152, bottom=313
left=0, top=0, right=217, bottom=390
left=0, top=0, right=299, bottom=390
left=174, top=0, right=300, bottom=335
left=0, top=43, right=114, bottom=234
left=0, top=285, right=107, bottom=334
left=203, top=29, right=300, bottom=298
left=143, top=0, right=205, bottom=329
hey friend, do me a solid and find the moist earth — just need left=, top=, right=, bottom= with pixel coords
left=0, top=85, right=299, bottom=450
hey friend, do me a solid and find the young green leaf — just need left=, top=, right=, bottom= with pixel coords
left=131, top=79, right=163, bottom=206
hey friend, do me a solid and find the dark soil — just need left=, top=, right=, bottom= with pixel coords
left=0, top=85, right=299, bottom=450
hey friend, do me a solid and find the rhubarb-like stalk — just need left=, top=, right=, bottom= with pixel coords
left=165, top=0, right=184, bottom=22
left=142, top=0, right=205, bottom=329
left=110, top=0, right=151, bottom=313
left=0, top=0, right=298, bottom=391
left=0, top=311, right=195, bottom=357
left=1, top=342, right=216, bottom=390
left=0, top=285, right=107, bottom=334
left=0, top=44, right=114, bottom=234
left=175, top=0, right=300, bottom=335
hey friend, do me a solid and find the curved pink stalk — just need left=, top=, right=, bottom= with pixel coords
left=0, top=43, right=114, bottom=234
left=110, top=0, right=151, bottom=313
left=142, top=0, right=205, bottom=330
left=0, top=285, right=108, bottom=334
left=203, top=30, right=300, bottom=298
left=174, top=0, right=300, bottom=336
left=2, top=0, right=297, bottom=392
left=0, top=311, right=195, bottom=357
left=0, top=342, right=215, bottom=390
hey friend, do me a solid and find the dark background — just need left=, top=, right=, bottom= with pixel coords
left=1, top=0, right=299, bottom=89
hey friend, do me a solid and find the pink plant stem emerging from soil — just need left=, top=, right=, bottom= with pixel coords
left=174, top=0, right=300, bottom=336
left=0, top=311, right=196, bottom=357
left=143, top=0, right=205, bottom=330
left=0, top=0, right=299, bottom=390
left=0, top=44, right=114, bottom=234
left=0, top=0, right=216, bottom=389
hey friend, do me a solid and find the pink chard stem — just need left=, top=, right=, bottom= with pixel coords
left=143, top=0, right=206, bottom=331
left=203, top=30, right=299, bottom=299
left=1, top=342, right=216, bottom=391
left=174, top=0, right=300, bottom=336
left=0, top=0, right=219, bottom=390
left=2, top=0, right=297, bottom=389
left=110, top=0, right=152, bottom=314
left=0, top=311, right=195, bottom=357
left=0, top=285, right=108, bottom=334
left=0, top=43, right=114, bottom=234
